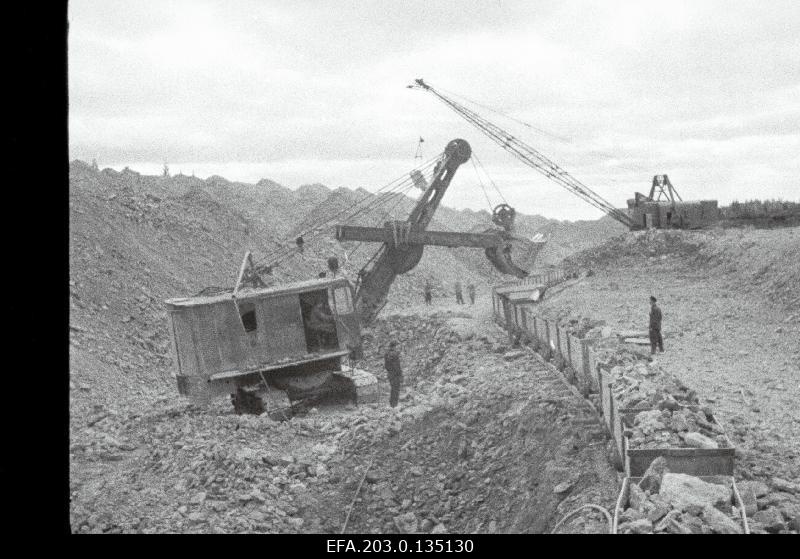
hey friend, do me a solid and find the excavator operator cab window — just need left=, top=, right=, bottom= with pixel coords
left=239, top=302, right=257, bottom=333
left=300, top=289, right=339, bottom=353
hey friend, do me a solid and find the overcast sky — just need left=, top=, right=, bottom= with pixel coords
left=69, top=0, right=800, bottom=220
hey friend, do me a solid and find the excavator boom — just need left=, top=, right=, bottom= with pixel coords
left=335, top=139, right=539, bottom=324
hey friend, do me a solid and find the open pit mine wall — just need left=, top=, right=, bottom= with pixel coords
left=492, top=273, right=758, bottom=534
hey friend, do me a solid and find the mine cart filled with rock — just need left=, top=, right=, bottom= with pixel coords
left=165, top=277, right=378, bottom=417
left=613, top=458, right=750, bottom=534
left=601, top=361, right=735, bottom=477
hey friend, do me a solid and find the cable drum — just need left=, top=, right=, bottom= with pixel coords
left=444, top=139, right=472, bottom=165
left=492, top=204, right=517, bottom=231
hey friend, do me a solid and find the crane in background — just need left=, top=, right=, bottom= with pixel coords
left=408, top=79, right=637, bottom=229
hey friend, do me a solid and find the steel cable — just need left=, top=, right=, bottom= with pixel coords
left=436, top=84, right=650, bottom=174
left=253, top=158, right=440, bottom=270
left=264, top=180, right=419, bottom=270
left=418, top=83, right=635, bottom=227
left=550, top=503, right=613, bottom=534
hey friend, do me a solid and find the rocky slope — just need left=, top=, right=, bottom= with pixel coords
left=529, top=227, right=800, bottom=532
left=68, top=160, right=622, bottom=409
left=67, top=160, right=632, bottom=534
left=69, top=307, right=619, bottom=534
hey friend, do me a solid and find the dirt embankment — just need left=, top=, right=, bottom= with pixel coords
left=68, top=159, right=623, bottom=437
left=537, top=228, right=800, bottom=496
left=69, top=308, right=619, bottom=534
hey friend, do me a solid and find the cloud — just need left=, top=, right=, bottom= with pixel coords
left=69, top=0, right=800, bottom=220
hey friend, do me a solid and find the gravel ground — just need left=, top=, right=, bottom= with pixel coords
left=528, top=227, right=800, bottom=531
left=69, top=301, right=620, bottom=533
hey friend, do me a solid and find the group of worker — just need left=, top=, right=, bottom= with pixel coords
left=381, top=295, right=665, bottom=409
left=423, top=280, right=476, bottom=306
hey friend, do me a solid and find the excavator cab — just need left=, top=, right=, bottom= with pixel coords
left=164, top=276, right=377, bottom=416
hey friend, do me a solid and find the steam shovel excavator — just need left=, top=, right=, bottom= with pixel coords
left=335, top=138, right=539, bottom=323
left=164, top=139, right=546, bottom=416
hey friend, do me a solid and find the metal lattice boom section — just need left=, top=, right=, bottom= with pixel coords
left=410, top=79, right=635, bottom=228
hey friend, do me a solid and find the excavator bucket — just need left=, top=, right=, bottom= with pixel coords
left=485, top=243, right=527, bottom=278
left=484, top=230, right=548, bottom=278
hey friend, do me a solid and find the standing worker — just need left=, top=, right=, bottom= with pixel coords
left=424, top=281, right=433, bottom=306
left=467, top=283, right=476, bottom=305
left=307, top=299, right=337, bottom=350
left=455, top=281, right=464, bottom=305
left=649, top=295, right=664, bottom=354
left=384, top=341, right=403, bottom=408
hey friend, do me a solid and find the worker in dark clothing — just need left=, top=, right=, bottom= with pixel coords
left=308, top=299, right=337, bottom=350
left=424, top=281, right=432, bottom=305
left=455, top=281, right=464, bottom=305
left=649, top=296, right=664, bottom=354
left=467, top=283, right=476, bottom=305
left=384, top=341, right=403, bottom=408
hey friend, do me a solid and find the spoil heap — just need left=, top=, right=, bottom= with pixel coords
left=70, top=310, right=621, bottom=533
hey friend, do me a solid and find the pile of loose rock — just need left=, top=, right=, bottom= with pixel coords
left=601, top=361, right=733, bottom=451
left=606, top=362, right=698, bottom=409
left=738, top=478, right=800, bottom=533
left=617, top=457, right=745, bottom=534
left=627, top=408, right=731, bottom=450
left=589, top=340, right=648, bottom=371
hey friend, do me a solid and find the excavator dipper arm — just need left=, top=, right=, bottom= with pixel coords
left=337, top=223, right=510, bottom=248
left=335, top=139, right=535, bottom=324
left=337, top=139, right=470, bottom=324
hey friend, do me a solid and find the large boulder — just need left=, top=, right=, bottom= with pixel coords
left=659, top=473, right=732, bottom=511
left=751, top=507, right=787, bottom=534
left=394, top=512, right=418, bottom=533
left=738, top=480, right=770, bottom=498
left=683, top=432, right=719, bottom=449
left=639, top=456, right=668, bottom=493
left=771, top=478, right=800, bottom=495
left=701, top=505, right=742, bottom=534
left=620, top=518, right=653, bottom=534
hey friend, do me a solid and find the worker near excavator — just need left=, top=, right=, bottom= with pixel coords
left=649, top=296, right=664, bottom=354
left=308, top=299, right=337, bottom=350
left=467, top=283, right=476, bottom=305
left=424, top=281, right=433, bottom=305
left=455, top=281, right=464, bottom=304
left=384, top=341, right=403, bottom=408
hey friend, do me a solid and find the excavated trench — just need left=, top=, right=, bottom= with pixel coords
left=324, top=404, right=618, bottom=533
left=307, top=313, right=621, bottom=534
left=69, top=309, right=623, bottom=534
